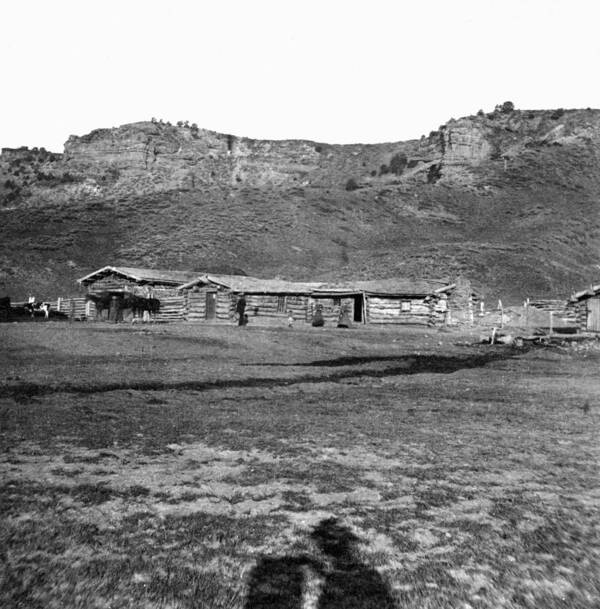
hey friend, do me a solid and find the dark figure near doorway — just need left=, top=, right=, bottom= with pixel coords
left=337, top=306, right=351, bottom=328
left=311, top=304, right=325, bottom=327
left=244, top=517, right=396, bottom=609
left=236, top=294, right=247, bottom=326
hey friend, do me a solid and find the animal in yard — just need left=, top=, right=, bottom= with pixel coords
left=85, top=292, right=117, bottom=319
left=23, top=300, right=51, bottom=319
left=122, top=294, right=160, bottom=321
left=39, top=302, right=51, bottom=319
left=85, top=292, right=160, bottom=322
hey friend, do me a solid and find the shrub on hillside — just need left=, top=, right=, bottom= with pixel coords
left=345, top=178, right=360, bottom=191
left=551, top=108, right=565, bottom=120
left=389, top=153, right=408, bottom=176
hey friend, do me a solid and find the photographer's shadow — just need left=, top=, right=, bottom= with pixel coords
left=244, top=517, right=396, bottom=609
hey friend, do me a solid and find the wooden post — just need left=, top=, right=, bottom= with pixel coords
left=57, top=297, right=62, bottom=313
left=362, top=292, right=368, bottom=325
left=498, top=299, right=503, bottom=329
left=549, top=311, right=554, bottom=335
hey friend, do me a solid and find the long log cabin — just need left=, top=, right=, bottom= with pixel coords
left=77, top=266, right=476, bottom=327
left=179, top=275, right=469, bottom=327
left=177, top=274, right=322, bottom=324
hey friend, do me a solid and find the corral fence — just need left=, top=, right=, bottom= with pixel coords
left=11, top=297, right=90, bottom=319
left=11, top=295, right=187, bottom=322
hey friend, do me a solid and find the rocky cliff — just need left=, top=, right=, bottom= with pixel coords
left=2, top=106, right=600, bottom=301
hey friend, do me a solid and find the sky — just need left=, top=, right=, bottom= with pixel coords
left=1, top=0, right=599, bottom=152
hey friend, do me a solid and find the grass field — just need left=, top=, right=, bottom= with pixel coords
left=1, top=322, right=599, bottom=608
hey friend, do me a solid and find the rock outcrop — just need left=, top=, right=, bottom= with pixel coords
left=1, top=107, right=600, bottom=300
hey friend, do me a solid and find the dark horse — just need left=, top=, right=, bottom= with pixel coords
left=85, top=292, right=160, bottom=321
left=123, top=294, right=160, bottom=319
left=0, top=296, right=10, bottom=321
left=85, top=292, right=116, bottom=319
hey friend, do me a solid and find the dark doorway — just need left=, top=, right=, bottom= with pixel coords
left=353, top=295, right=363, bottom=323
left=205, top=292, right=216, bottom=320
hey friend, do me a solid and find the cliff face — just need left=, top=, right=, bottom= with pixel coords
left=1, top=108, right=600, bottom=300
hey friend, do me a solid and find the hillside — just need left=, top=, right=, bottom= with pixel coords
left=1, top=106, right=600, bottom=302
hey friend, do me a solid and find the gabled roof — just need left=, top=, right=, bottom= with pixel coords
left=77, top=265, right=199, bottom=286
left=313, top=279, right=455, bottom=296
left=178, top=274, right=455, bottom=296
left=571, top=284, right=600, bottom=301
left=178, top=274, right=323, bottom=293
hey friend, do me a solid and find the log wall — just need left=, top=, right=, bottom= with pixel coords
left=245, top=294, right=311, bottom=324
left=366, top=296, right=435, bottom=325
left=185, top=288, right=209, bottom=321
left=216, top=291, right=235, bottom=321
left=87, top=275, right=139, bottom=293
left=154, top=296, right=186, bottom=322
left=571, top=300, right=589, bottom=332
left=56, top=297, right=88, bottom=319
left=86, top=274, right=181, bottom=298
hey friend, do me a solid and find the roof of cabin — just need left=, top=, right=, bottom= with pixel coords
left=77, top=266, right=200, bottom=286
left=313, top=279, right=455, bottom=296
left=178, top=274, right=455, bottom=296
left=571, top=284, right=600, bottom=301
left=179, top=274, right=323, bottom=293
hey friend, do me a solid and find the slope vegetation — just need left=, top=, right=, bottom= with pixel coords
left=1, top=107, right=599, bottom=301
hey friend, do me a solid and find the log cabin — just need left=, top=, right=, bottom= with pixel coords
left=78, top=266, right=475, bottom=327
left=310, top=279, right=457, bottom=326
left=177, top=274, right=322, bottom=324
left=77, top=266, right=199, bottom=321
left=179, top=275, right=469, bottom=327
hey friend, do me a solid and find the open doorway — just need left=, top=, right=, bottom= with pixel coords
left=353, top=294, right=363, bottom=323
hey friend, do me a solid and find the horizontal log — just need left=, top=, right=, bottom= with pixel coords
left=369, top=318, right=431, bottom=325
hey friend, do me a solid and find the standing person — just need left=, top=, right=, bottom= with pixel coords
left=312, top=304, right=324, bottom=327
left=236, top=293, right=247, bottom=326
left=287, top=310, right=294, bottom=328
left=109, top=295, right=119, bottom=323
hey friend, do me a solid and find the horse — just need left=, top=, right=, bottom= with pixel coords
left=122, top=294, right=160, bottom=322
left=85, top=292, right=160, bottom=322
left=85, top=292, right=122, bottom=320
left=23, top=300, right=51, bottom=319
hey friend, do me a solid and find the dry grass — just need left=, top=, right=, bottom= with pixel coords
left=1, top=323, right=599, bottom=607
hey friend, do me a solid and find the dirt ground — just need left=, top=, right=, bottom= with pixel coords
left=1, top=322, right=599, bottom=608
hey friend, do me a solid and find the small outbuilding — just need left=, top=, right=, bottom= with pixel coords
left=569, top=284, right=600, bottom=332
left=77, top=265, right=199, bottom=321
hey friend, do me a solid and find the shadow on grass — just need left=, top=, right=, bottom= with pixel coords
left=244, top=517, right=397, bottom=609
left=249, top=350, right=523, bottom=369
left=0, top=351, right=518, bottom=399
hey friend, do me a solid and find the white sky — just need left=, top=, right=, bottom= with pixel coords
left=1, top=0, right=599, bottom=152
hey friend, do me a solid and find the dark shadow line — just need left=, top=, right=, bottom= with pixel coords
left=0, top=351, right=519, bottom=399
left=242, top=349, right=527, bottom=368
